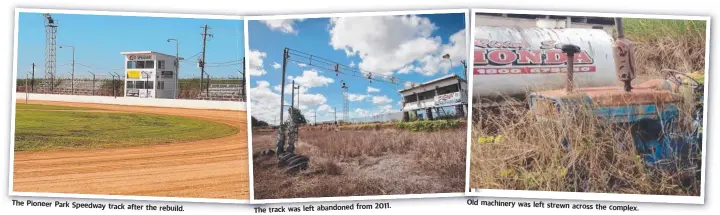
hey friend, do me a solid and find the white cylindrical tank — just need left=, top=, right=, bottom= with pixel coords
left=473, top=26, right=618, bottom=98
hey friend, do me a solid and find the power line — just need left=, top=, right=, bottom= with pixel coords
left=285, top=48, right=403, bottom=86
left=183, top=52, right=202, bottom=61
left=205, top=59, right=242, bottom=65
left=206, top=27, right=243, bottom=34
left=75, top=63, right=124, bottom=71
left=200, top=24, right=213, bottom=96
left=205, top=62, right=243, bottom=67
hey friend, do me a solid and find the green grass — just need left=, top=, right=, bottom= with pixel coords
left=14, top=110, right=238, bottom=151
left=623, top=18, right=706, bottom=42
left=16, top=103, right=95, bottom=111
left=395, top=119, right=462, bottom=132
left=621, top=18, right=707, bottom=75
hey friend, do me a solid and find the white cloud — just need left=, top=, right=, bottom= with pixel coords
left=276, top=84, right=307, bottom=95
left=276, top=86, right=326, bottom=106
left=297, top=93, right=327, bottom=106
left=367, top=86, right=380, bottom=93
left=329, top=15, right=439, bottom=76
left=297, top=63, right=307, bottom=67
left=397, top=64, right=416, bottom=74
left=328, top=16, right=467, bottom=77
left=317, top=104, right=333, bottom=113
left=252, top=80, right=328, bottom=125
left=248, top=50, right=268, bottom=76
left=349, top=61, right=356, bottom=68
left=260, top=19, right=306, bottom=34
left=414, top=54, right=452, bottom=76
left=442, top=29, right=467, bottom=65
left=378, top=105, right=393, bottom=114
left=415, top=29, right=467, bottom=76
left=272, top=62, right=281, bottom=69
left=354, top=108, right=370, bottom=117
left=298, top=105, right=309, bottom=112
left=249, top=80, right=282, bottom=124
left=372, top=95, right=393, bottom=104
left=347, top=93, right=367, bottom=101
left=287, top=69, right=334, bottom=88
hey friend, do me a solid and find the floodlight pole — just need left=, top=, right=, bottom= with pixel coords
left=25, top=74, right=28, bottom=103
left=142, top=71, right=151, bottom=98
left=461, top=60, right=467, bottom=80
left=295, top=84, right=300, bottom=108
left=167, top=38, right=179, bottom=99
left=291, top=80, right=296, bottom=110
left=112, top=72, right=121, bottom=98
left=109, top=73, right=116, bottom=98
left=87, top=70, right=95, bottom=95
left=59, top=45, right=75, bottom=94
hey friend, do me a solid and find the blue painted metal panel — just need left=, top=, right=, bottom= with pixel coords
left=528, top=93, right=698, bottom=166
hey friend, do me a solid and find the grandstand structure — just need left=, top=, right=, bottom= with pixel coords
left=198, top=78, right=245, bottom=101
left=20, top=75, right=123, bottom=97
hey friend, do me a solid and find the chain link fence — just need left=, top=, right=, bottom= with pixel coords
left=17, top=73, right=246, bottom=102
left=17, top=74, right=124, bottom=97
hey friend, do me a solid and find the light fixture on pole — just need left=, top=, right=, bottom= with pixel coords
left=443, top=53, right=467, bottom=80
left=59, top=45, right=75, bottom=94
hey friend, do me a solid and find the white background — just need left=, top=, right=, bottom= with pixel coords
left=1, top=0, right=717, bottom=214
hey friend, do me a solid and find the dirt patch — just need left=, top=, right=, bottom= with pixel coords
left=13, top=100, right=249, bottom=200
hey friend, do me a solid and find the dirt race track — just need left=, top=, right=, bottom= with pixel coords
left=12, top=100, right=249, bottom=200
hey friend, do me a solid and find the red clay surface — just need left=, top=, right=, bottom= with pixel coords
left=12, top=100, right=249, bottom=200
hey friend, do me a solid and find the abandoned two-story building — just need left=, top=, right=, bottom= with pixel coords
left=399, top=74, right=468, bottom=121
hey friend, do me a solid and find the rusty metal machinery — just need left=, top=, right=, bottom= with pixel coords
left=613, top=18, right=637, bottom=92
left=527, top=18, right=702, bottom=169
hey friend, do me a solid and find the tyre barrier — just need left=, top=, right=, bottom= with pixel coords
left=254, top=150, right=310, bottom=175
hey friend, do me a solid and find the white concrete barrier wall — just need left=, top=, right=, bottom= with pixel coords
left=16, top=93, right=246, bottom=111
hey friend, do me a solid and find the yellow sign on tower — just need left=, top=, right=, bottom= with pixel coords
left=127, top=70, right=141, bottom=79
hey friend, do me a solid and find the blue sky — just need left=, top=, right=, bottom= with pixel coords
left=248, top=13, right=467, bottom=125
left=16, top=12, right=243, bottom=79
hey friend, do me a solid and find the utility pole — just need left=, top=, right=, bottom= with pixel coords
left=30, top=63, right=35, bottom=92
left=291, top=80, right=296, bottom=110
left=59, top=45, right=75, bottom=94
left=167, top=38, right=179, bottom=99
left=276, top=48, right=289, bottom=155
left=25, top=74, right=28, bottom=103
left=460, top=60, right=467, bottom=80
left=294, top=84, right=300, bottom=108
left=88, top=70, right=95, bottom=95
left=71, top=47, right=74, bottom=94
left=240, top=57, right=246, bottom=101
left=200, top=24, right=212, bottom=96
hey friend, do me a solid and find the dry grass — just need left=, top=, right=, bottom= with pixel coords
left=470, top=99, right=701, bottom=195
left=624, top=18, right=707, bottom=80
left=252, top=128, right=466, bottom=199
